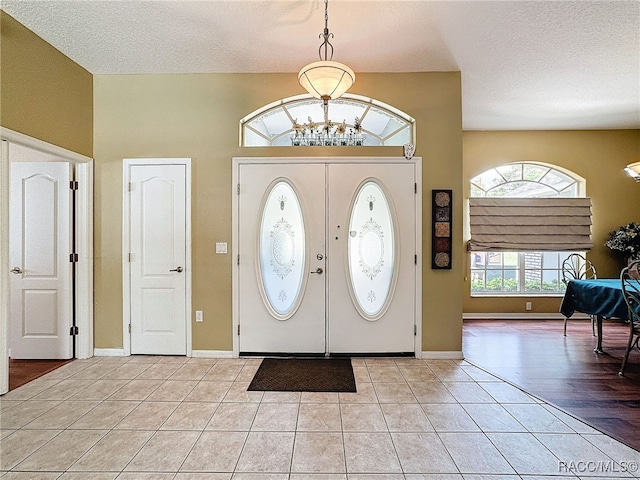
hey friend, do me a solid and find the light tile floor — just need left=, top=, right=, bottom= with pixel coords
left=1, top=356, right=640, bottom=479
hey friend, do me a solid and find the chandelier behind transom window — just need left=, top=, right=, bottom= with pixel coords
left=240, top=94, right=415, bottom=148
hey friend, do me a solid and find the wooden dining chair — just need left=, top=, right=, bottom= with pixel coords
left=619, top=260, right=640, bottom=376
left=561, top=253, right=597, bottom=336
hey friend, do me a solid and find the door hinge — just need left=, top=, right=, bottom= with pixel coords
left=237, top=183, right=240, bottom=195
left=70, top=180, right=79, bottom=191
left=237, top=324, right=240, bottom=335
left=414, top=325, right=417, bottom=336
left=128, top=182, right=134, bottom=192
left=128, top=252, right=133, bottom=262
left=414, top=254, right=417, bottom=265
left=70, top=325, right=79, bottom=336
left=70, top=253, right=78, bottom=263
left=237, top=254, right=240, bottom=266
left=128, top=324, right=131, bottom=333
left=414, top=183, right=417, bottom=194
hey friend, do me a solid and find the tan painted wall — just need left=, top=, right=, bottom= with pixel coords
left=0, top=11, right=93, bottom=157
left=463, top=130, right=640, bottom=315
left=93, top=72, right=464, bottom=352
left=8, top=11, right=639, bottom=347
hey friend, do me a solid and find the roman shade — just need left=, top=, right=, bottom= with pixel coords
left=468, top=197, right=592, bottom=252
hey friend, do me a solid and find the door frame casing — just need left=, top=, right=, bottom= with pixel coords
left=232, top=156, right=423, bottom=358
left=122, top=158, right=193, bottom=357
left=0, top=127, right=94, bottom=395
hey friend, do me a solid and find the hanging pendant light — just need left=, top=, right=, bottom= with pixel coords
left=298, top=0, right=355, bottom=108
left=625, top=161, right=640, bottom=182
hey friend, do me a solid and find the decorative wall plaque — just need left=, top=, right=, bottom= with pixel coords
left=432, top=189, right=452, bottom=269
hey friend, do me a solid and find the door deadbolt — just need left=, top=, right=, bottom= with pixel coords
left=316, top=254, right=324, bottom=260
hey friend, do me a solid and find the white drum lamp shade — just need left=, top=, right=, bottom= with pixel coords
left=625, top=161, right=640, bottom=182
left=298, top=60, right=355, bottom=101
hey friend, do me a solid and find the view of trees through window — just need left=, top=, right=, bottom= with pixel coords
left=471, top=251, right=572, bottom=294
left=469, top=162, right=584, bottom=296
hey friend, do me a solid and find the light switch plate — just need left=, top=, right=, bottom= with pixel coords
left=216, top=242, right=227, bottom=254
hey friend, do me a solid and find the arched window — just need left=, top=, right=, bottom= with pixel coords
left=470, top=162, right=580, bottom=198
left=469, top=162, right=587, bottom=296
left=240, top=94, right=415, bottom=147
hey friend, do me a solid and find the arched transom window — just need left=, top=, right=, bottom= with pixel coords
left=240, top=94, right=415, bottom=147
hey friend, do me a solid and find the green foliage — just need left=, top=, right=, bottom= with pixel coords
left=471, top=277, right=565, bottom=293
left=524, top=279, right=565, bottom=292
left=471, top=277, right=517, bottom=292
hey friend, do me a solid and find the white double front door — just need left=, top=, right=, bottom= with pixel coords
left=237, top=160, right=417, bottom=355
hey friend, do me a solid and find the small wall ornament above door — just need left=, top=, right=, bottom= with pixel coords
left=403, top=143, right=415, bottom=160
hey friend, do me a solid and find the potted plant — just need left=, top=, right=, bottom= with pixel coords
left=605, top=222, right=640, bottom=272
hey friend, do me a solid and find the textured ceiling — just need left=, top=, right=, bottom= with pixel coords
left=2, top=0, right=639, bottom=130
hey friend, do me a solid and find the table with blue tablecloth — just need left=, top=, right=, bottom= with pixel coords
left=560, top=279, right=629, bottom=353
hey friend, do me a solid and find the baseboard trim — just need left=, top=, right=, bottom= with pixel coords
left=463, top=312, right=590, bottom=320
left=191, top=350, right=234, bottom=358
left=421, top=351, right=464, bottom=360
left=93, top=349, right=235, bottom=358
left=94, top=348, right=126, bottom=357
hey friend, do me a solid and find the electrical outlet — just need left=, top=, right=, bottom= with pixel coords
left=525, top=302, right=532, bottom=311
left=196, top=310, right=203, bottom=322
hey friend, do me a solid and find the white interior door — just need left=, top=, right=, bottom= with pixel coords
left=129, top=164, right=187, bottom=355
left=328, top=163, right=416, bottom=354
left=9, top=161, right=73, bottom=359
left=238, top=163, right=326, bottom=354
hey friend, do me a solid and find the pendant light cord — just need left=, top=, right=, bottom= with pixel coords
left=319, top=0, right=334, bottom=62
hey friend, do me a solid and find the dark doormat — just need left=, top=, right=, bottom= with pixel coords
left=247, top=357, right=356, bottom=392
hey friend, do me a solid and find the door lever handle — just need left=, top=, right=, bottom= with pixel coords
left=10, top=267, right=23, bottom=274
left=170, top=266, right=184, bottom=273
left=310, top=267, right=323, bottom=274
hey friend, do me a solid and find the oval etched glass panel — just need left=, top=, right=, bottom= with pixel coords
left=348, top=181, right=395, bottom=318
left=259, top=181, right=306, bottom=318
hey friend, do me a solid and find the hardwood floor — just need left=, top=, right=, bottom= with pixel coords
left=9, top=358, right=74, bottom=391
left=463, top=318, right=640, bottom=451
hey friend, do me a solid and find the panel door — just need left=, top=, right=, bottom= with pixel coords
left=129, top=164, right=187, bottom=355
left=9, top=161, right=73, bottom=359
left=327, top=163, right=416, bottom=354
left=238, top=163, right=326, bottom=354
